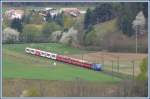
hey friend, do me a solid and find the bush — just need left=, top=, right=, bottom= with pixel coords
left=42, top=22, right=62, bottom=37
left=2, top=23, right=7, bottom=30
left=22, top=24, right=42, bottom=42
left=20, top=88, right=40, bottom=97
left=137, top=58, right=148, bottom=80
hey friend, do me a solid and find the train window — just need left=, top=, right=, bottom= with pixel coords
left=31, top=49, right=35, bottom=54
left=46, top=53, right=51, bottom=58
left=40, top=51, right=46, bottom=57
left=25, top=48, right=30, bottom=53
left=51, top=54, right=57, bottom=59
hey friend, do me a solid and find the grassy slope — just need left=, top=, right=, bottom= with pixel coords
left=3, top=43, right=120, bottom=82
left=94, top=18, right=118, bottom=38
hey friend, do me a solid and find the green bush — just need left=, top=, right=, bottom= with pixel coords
left=137, top=58, right=148, bottom=80
left=21, top=89, right=40, bottom=97
left=2, top=23, right=7, bottom=30
left=22, top=24, right=42, bottom=42
left=27, top=89, right=40, bottom=97
left=42, top=22, right=62, bottom=37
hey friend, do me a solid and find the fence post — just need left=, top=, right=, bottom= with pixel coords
left=117, top=56, right=119, bottom=73
left=132, top=60, right=135, bottom=80
left=112, top=60, right=114, bottom=79
left=102, top=53, right=104, bottom=66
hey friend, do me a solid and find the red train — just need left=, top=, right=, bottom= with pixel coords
left=25, top=47, right=102, bottom=71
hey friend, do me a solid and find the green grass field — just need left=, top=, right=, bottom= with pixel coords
left=3, top=43, right=120, bottom=82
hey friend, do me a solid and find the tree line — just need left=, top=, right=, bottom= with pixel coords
left=84, top=2, right=148, bottom=36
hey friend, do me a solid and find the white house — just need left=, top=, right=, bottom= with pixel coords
left=5, top=9, right=24, bottom=20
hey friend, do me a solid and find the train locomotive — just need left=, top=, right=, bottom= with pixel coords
left=25, top=47, right=102, bottom=71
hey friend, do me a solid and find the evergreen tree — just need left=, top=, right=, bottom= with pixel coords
left=55, top=13, right=64, bottom=26
left=10, top=18, right=23, bottom=33
left=84, top=3, right=115, bottom=30
left=84, top=8, right=92, bottom=29
left=92, top=3, right=115, bottom=24
left=117, top=2, right=147, bottom=36
left=45, top=12, right=52, bottom=22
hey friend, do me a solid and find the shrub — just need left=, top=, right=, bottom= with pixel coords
left=42, top=22, right=62, bottom=37
left=22, top=24, right=42, bottom=42
left=20, top=88, right=40, bottom=97
left=137, top=58, right=148, bottom=80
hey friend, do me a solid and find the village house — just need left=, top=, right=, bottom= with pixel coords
left=37, top=7, right=61, bottom=21
left=60, top=8, right=81, bottom=17
left=5, top=9, right=24, bottom=20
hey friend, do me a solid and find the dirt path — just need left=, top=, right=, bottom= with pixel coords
left=68, top=52, right=147, bottom=61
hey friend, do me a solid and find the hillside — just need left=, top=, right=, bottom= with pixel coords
left=3, top=43, right=120, bottom=82
left=85, top=18, right=118, bottom=42
left=94, top=18, right=118, bottom=37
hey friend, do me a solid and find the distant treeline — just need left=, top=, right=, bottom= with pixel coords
left=84, top=2, right=148, bottom=36
left=3, top=2, right=100, bottom=7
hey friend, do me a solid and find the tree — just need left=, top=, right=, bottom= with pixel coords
left=84, top=8, right=92, bottom=29
left=92, top=3, right=115, bottom=24
left=54, top=13, right=64, bottom=26
left=30, top=13, right=43, bottom=24
left=10, top=18, right=23, bottom=33
left=84, top=3, right=115, bottom=30
left=132, top=11, right=146, bottom=36
left=22, top=11, right=44, bottom=24
left=142, top=3, right=148, bottom=18
left=45, top=12, right=52, bottom=22
left=117, top=2, right=147, bottom=36
left=22, top=10, right=32, bottom=24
